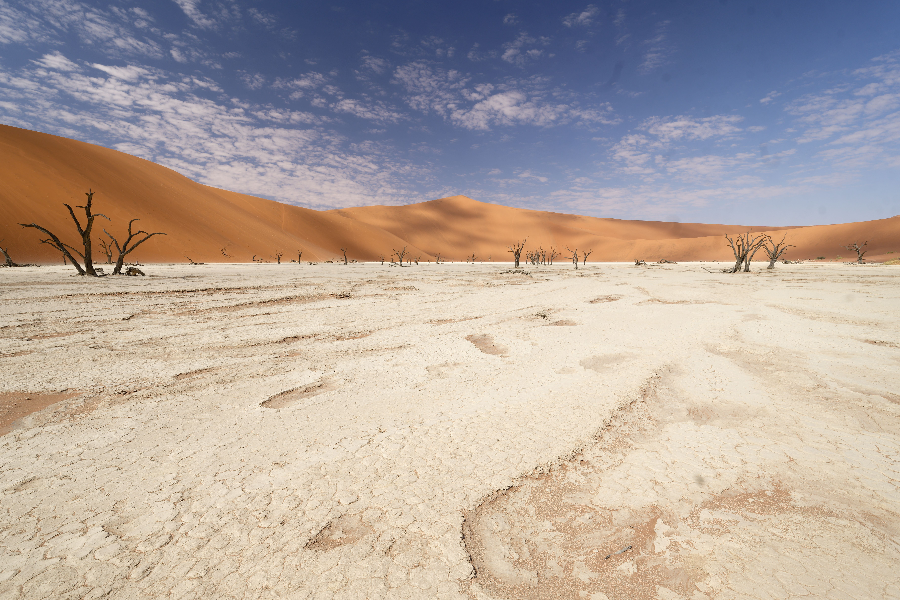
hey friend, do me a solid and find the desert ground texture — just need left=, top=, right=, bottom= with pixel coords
left=1, top=262, right=899, bottom=600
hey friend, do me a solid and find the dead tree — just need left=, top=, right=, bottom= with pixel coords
left=20, top=189, right=109, bottom=276
left=434, top=253, right=442, bottom=264
left=635, top=259, right=646, bottom=266
left=548, top=247, right=559, bottom=265
left=104, top=219, right=165, bottom=275
left=564, top=246, right=580, bottom=270
left=97, top=238, right=113, bottom=264
left=296, top=250, right=303, bottom=263
left=393, top=246, right=408, bottom=266
left=724, top=232, right=768, bottom=273
left=468, top=253, right=477, bottom=263
left=845, top=241, right=868, bottom=264
left=0, top=242, right=20, bottom=267
left=274, top=251, right=284, bottom=264
left=340, top=248, right=348, bottom=265
left=379, top=254, right=385, bottom=265
left=508, top=239, right=526, bottom=268
left=582, top=249, right=593, bottom=266
left=764, top=234, right=794, bottom=269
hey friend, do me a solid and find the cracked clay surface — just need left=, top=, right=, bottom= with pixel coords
left=0, top=262, right=898, bottom=599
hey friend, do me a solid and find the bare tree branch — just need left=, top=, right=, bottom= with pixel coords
left=845, top=241, right=868, bottom=264
left=104, top=218, right=165, bottom=275
left=565, top=246, right=579, bottom=270
left=507, top=239, right=526, bottom=268
left=764, top=234, right=795, bottom=269
left=0, top=242, right=20, bottom=267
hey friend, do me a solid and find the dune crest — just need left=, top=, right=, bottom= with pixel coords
left=1, top=125, right=897, bottom=264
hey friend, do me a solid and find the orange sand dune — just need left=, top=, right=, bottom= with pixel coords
left=1, top=124, right=898, bottom=265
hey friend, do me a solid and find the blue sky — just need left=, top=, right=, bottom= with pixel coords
left=1, top=0, right=899, bottom=225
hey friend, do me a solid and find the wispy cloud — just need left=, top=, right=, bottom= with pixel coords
left=392, top=62, right=618, bottom=130
left=639, top=21, right=673, bottom=74
left=607, top=115, right=751, bottom=184
left=517, top=170, right=548, bottom=183
left=501, top=32, right=550, bottom=67
left=33, top=51, right=79, bottom=71
left=331, top=98, right=405, bottom=123
left=172, top=0, right=218, bottom=29
left=786, top=50, right=900, bottom=172
left=563, top=5, right=599, bottom=28
left=760, top=91, right=781, bottom=104
left=359, top=56, right=390, bottom=75
left=274, top=72, right=331, bottom=99
left=642, top=114, right=743, bottom=143
left=240, top=72, right=265, bottom=90
left=0, top=53, right=423, bottom=208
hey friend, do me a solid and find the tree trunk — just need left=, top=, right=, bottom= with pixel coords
left=767, top=259, right=776, bottom=269
left=112, top=255, right=126, bottom=275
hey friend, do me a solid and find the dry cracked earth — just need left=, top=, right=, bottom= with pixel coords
left=0, top=262, right=898, bottom=600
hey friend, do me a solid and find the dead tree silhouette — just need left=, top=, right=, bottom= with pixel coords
left=20, top=189, right=109, bottom=276
left=764, top=234, right=794, bottom=269
left=97, top=238, right=113, bottom=264
left=103, top=219, right=166, bottom=275
left=565, top=246, right=579, bottom=270
left=845, top=241, right=868, bottom=263
left=508, top=239, right=526, bottom=268
left=393, top=246, right=408, bottom=266
left=0, top=242, right=21, bottom=267
left=724, top=232, right=768, bottom=273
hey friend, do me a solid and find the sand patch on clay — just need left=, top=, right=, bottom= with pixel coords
left=466, top=334, right=508, bottom=356
left=0, top=391, right=81, bottom=435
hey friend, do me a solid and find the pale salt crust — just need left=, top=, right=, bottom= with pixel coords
left=0, top=262, right=897, bottom=600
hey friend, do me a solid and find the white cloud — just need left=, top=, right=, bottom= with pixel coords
left=392, top=62, right=618, bottom=131
left=501, top=32, right=549, bottom=66
left=607, top=115, right=764, bottom=184
left=420, top=36, right=454, bottom=58
left=517, top=170, right=548, bottom=183
left=240, top=72, right=265, bottom=90
left=33, top=51, right=80, bottom=71
left=331, top=99, right=405, bottom=123
left=90, top=63, right=154, bottom=81
left=503, top=14, right=517, bottom=25
left=760, top=91, right=781, bottom=104
left=172, top=0, right=218, bottom=29
left=641, top=114, right=743, bottom=143
left=639, top=21, right=672, bottom=74
left=786, top=54, right=900, bottom=166
left=275, top=72, right=330, bottom=99
left=0, top=2, right=46, bottom=44
left=360, top=56, right=390, bottom=75
left=0, top=60, right=423, bottom=209
left=563, top=5, right=599, bottom=28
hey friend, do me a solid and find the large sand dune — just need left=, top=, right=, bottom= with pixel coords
left=2, top=125, right=898, bottom=265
